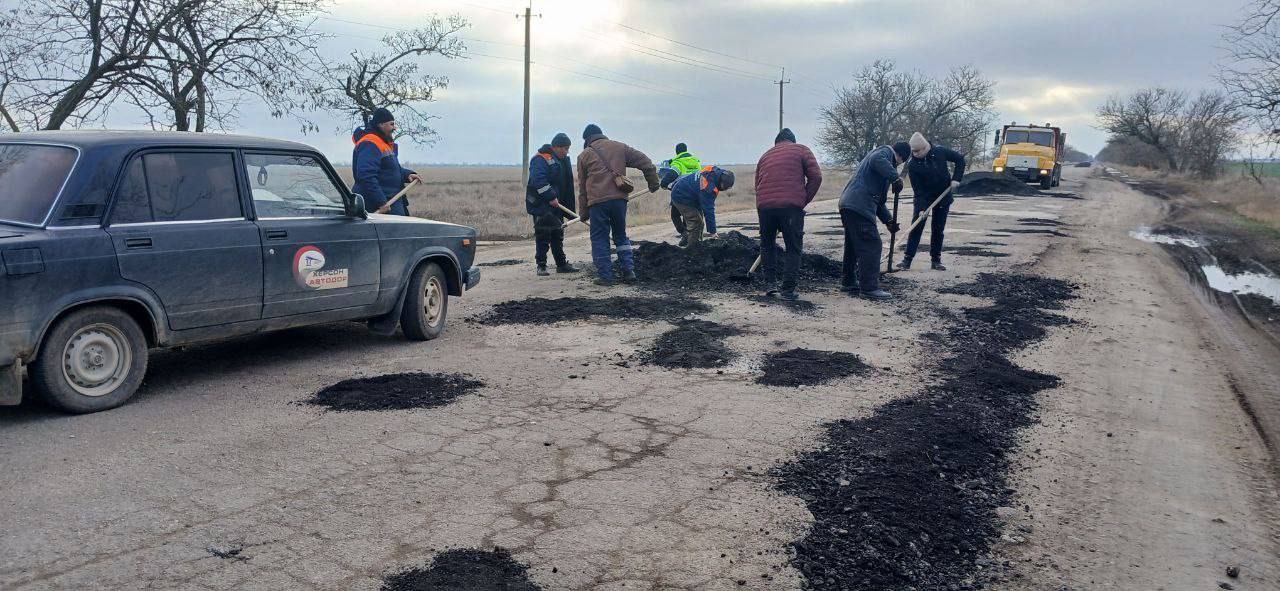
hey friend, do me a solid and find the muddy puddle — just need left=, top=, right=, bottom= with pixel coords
left=304, top=373, right=484, bottom=412
left=1202, top=265, right=1280, bottom=305
left=382, top=548, right=541, bottom=590
left=1129, top=226, right=1204, bottom=248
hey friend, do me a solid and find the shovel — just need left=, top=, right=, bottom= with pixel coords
left=376, top=178, right=420, bottom=213
left=562, top=187, right=659, bottom=229
left=884, top=187, right=902, bottom=274
left=880, top=185, right=955, bottom=265
left=554, top=202, right=586, bottom=226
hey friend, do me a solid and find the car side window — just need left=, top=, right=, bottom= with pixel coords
left=245, top=152, right=347, bottom=218
left=110, top=152, right=243, bottom=224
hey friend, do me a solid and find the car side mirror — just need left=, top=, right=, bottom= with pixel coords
left=350, top=193, right=368, bottom=220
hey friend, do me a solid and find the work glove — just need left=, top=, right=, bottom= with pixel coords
left=950, top=180, right=961, bottom=192
left=549, top=199, right=560, bottom=209
left=891, top=178, right=904, bottom=194
left=648, top=180, right=661, bottom=193
left=887, top=221, right=901, bottom=233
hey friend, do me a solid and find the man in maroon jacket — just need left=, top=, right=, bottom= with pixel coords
left=753, top=128, right=822, bottom=300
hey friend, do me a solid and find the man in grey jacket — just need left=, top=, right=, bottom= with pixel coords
left=838, top=142, right=908, bottom=300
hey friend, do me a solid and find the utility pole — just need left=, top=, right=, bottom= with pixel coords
left=518, top=3, right=539, bottom=190
left=775, top=67, right=790, bottom=133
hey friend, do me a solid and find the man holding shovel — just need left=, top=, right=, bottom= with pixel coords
left=753, top=128, right=822, bottom=301
left=352, top=107, right=420, bottom=216
left=838, top=142, right=907, bottom=300
left=526, top=133, right=581, bottom=276
left=576, top=123, right=660, bottom=286
left=899, top=132, right=966, bottom=271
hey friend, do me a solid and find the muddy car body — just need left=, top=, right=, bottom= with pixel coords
left=0, top=131, right=479, bottom=413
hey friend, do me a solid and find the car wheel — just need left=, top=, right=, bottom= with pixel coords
left=31, top=306, right=148, bottom=413
left=401, top=262, right=448, bottom=341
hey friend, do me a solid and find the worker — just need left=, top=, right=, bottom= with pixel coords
left=899, top=132, right=966, bottom=271
left=577, top=123, right=660, bottom=286
left=525, top=133, right=580, bottom=276
left=670, top=165, right=735, bottom=246
left=664, top=143, right=702, bottom=245
left=351, top=107, right=420, bottom=216
left=753, top=128, right=822, bottom=301
left=838, top=142, right=907, bottom=300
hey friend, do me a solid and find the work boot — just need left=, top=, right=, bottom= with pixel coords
left=779, top=289, right=800, bottom=301
left=621, top=269, right=638, bottom=283
left=839, top=284, right=858, bottom=293
left=537, top=264, right=550, bottom=276
left=556, top=263, right=580, bottom=273
left=593, top=277, right=614, bottom=286
left=861, top=289, right=892, bottom=301
left=931, top=260, right=947, bottom=271
left=678, top=236, right=689, bottom=248
left=896, top=259, right=912, bottom=271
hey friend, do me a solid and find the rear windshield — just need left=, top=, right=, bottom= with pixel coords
left=0, top=144, right=78, bottom=225
left=1004, top=130, right=1055, bottom=147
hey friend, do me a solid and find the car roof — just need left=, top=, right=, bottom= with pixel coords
left=0, top=130, right=321, bottom=153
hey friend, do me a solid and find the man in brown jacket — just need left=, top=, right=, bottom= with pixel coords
left=576, top=123, right=660, bottom=285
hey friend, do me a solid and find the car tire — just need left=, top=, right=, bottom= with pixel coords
left=401, top=262, right=448, bottom=341
left=31, top=306, right=148, bottom=413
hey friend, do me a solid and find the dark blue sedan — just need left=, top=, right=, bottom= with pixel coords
left=0, top=131, right=480, bottom=413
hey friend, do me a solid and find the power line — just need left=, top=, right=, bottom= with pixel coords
left=605, top=21, right=782, bottom=72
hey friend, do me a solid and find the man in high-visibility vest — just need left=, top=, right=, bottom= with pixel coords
left=351, top=107, right=420, bottom=216
left=663, top=143, right=701, bottom=246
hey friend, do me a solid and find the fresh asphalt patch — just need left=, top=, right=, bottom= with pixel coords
left=641, top=320, right=745, bottom=369
left=993, top=228, right=1071, bottom=237
left=632, top=231, right=843, bottom=293
left=382, top=548, right=541, bottom=591
left=476, top=259, right=526, bottom=267
left=775, top=272, right=1076, bottom=589
left=472, top=296, right=711, bottom=325
left=1017, top=218, right=1065, bottom=227
left=755, top=348, right=873, bottom=387
left=303, top=373, right=484, bottom=412
left=943, top=245, right=1010, bottom=258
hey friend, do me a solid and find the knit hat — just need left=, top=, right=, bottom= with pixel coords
left=551, top=132, right=571, bottom=147
left=658, top=166, right=680, bottom=190
left=368, top=107, right=394, bottom=127
left=716, top=169, right=736, bottom=191
left=892, top=142, right=911, bottom=162
left=675, top=142, right=687, bottom=154
left=582, top=123, right=603, bottom=140
left=775, top=128, right=796, bottom=144
left=909, top=132, right=930, bottom=153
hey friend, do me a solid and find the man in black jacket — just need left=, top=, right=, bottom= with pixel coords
left=900, top=132, right=966, bottom=271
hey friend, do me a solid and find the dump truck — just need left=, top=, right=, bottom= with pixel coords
left=992, top=123, right=1066, bottom=189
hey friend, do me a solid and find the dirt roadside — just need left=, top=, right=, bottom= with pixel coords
left=0, top=168, right=1276, bottom=590
left=993, top=172, right=1280, bottom=589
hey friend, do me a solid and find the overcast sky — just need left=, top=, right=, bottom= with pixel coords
left=237, top=0, right=1247, bottom=165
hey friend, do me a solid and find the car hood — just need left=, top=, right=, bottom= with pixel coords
left=367, top=214, right=477, bottom=236
left=0, top=225, right=33, bottom=240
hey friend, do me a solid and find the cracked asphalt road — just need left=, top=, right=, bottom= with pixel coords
left=2, top=168, right=1277, bottom=590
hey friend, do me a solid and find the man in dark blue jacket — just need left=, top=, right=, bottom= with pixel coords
left=351, top=108, right=419, bottom=216
left=669, top=165, right=734, bottom=246
left=838, top=142, right=908, bottom=300
left=900, top=132, right=966, bottom=271
left=526, top=133, right=580, bottom=275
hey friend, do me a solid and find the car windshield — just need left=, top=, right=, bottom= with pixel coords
left=1004, top=130, right=1055, bottom=147
left=0, top=144, right=78, bottom=225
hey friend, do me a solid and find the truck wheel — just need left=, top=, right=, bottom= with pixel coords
left=1039, top=174, right=1052, bottom=190
left=1052, top=166, right=1062, bottom=187
left=401, top=262, right=448, bottom=341
left=31, top=306, right=148, bottom=413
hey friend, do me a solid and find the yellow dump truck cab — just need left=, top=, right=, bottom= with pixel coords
left=992, top=124, right=1066, bottom=189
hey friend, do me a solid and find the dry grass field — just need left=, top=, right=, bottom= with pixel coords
left=336, top=164, right=852, bottom=240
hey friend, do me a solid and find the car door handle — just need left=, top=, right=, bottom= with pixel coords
left=265, top=230, right=288, bottom=240
left=124, top=237, right=152, bottom=249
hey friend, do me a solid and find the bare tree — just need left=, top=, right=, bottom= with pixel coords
left=310, top=15, right=466, bottom=142
left=1063, top=144, right=1092, bottom=163
left=0, top=0, right=186, bottom=130
left=1096, top=137, right=1168, bottom=169
left=122, top=0, right=327, bottom=132
left=1096, top=87, right=1187, bottom=172
left=1097, top=87, right=1245, bottom=178
left=817, top=61, right=995, bottom=167
left=1222, top=0, right=1280, bottom=137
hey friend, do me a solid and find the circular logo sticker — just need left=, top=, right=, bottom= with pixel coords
left=293, top=245, right=325, bottom=287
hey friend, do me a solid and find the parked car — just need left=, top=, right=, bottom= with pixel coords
left=0, top=131, right=480, bottom=413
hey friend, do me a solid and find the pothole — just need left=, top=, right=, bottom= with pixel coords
left=755, top=348, right=872, bottom=387
left=472, top=296, right=711, bottom=325
left=641, top=320, right=745, bottom=368
left=303, top=373, right=484, bottom=412
left=382, top=548, right=541, bottom=591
